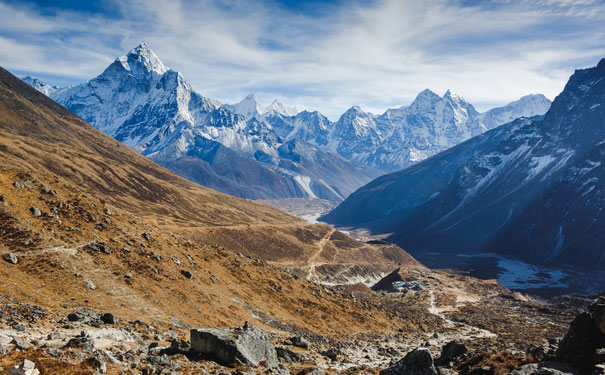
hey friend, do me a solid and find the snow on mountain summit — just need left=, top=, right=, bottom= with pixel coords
left=118, top=42, right=168, bottom=76
left=227, top=94, right=301, bottom=119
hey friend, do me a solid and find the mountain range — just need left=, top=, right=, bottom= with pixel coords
left=23, top=43, right=551, bottom=203
left=323, top=58, right=605, bottom=272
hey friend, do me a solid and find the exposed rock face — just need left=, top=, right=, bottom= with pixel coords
left=380, top=347, right=438, bottom=375
left=190, top=326, right=278, bottom=368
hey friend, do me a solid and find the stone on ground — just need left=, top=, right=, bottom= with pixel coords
left=191, top=325, right=278, bottom=368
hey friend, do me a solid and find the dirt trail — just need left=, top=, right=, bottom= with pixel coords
left=428, top=290, right=496, bottom=339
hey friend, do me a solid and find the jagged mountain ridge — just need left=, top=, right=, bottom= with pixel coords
left=322, top=58, right=605, bottom=271
left=22, top=76, right=59, bottom=96
left=45, top=43, right=377, bottom=202
left=23, top=43, right=550, bottom=201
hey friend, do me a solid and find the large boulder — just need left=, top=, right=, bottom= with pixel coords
left=589, top=296, right=605, bottom=335
left=380, top=347, right=438, bottom=375
left=555, top=312, right=605, bottom=369
left=190, top=325, right=278, bottom=368
left=435, top=340, right=467, bottom=366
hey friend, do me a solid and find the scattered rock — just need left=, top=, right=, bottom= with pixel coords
left=7, top=359, right=39, bottom=375
left=435, top=340, right=467, bottom=367
left=190, top=325, right=278, bottom=367
left=142, top=232, right=151, bottom=240
left=100, top=312, right=118, bottom=325
left=288, top=335, right=309, bottom=349
left=320, top=348, right=338, bottom=361
left=29, top=206, right=41, bottom=217
left=276, top=347, right=308, bottom=363
left=0, top=195, right=7, bottom=206
left=3, top=253, right=18, bottom=264
left=86, top=280, right=97, bottom=290
left=87, top=354, right=107, bottom=374
left=380, top=347, right=438, bottom=375
left=65, top=329, right=95, bottom=352
left=181, top=270, right=194, bottom=279
left=11, top=337, right=30, bottom=350
left=13, top=181, right=24, bottom=189
left=41, top=188, right=56, bottom=195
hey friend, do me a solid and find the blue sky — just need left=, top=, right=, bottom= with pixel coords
left=0, top=0, right=603, bottom=119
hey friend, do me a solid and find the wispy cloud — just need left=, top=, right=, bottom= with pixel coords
left=0, top=0, right=603, bottom=118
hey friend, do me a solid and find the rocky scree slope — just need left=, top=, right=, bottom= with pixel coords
left=323, top=58, right=605, bottom=272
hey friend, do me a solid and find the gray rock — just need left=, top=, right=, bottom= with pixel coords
left=276, top=347, right=308, bottom=363
left=13, top=181, right=24, bottom=189
left=29, top=206, right=41, bottom=217
left=86, top=280, right=96, bottom=290
left=507, top=362, right=577, bottom=375
left=87, top=355, right=107, bottom=374
left=65, top=329, right=95, bottom=352
left=288, top=335, right=308, bottom=349
left=0, top=195, right=7, bottom=206
left=142, top=232, right=151, bottom=240
left=380, top=347, right=438, bottom=375
left=190, top=325, right=278, bottom=367
left=3, top=253, right=18, bottom=264
left=12, top=337, right=30, bottom=350
left=181, top=270, right=194, bottom=279
left=439, top=340, right=467, bottom=361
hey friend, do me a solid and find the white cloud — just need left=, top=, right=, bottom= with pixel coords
left=0, top=0, right=603, bottom=119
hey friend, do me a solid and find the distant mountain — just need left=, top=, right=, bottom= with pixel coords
left=322, top=58, right=605, bottom=271
left=21, top=43, right=550, bottom=202
left=317, top=90, right=552, bottom=172
left=226, top=94, right=300, bottom=119
left=21, top=76, right=59, bottom=96
left=43, top=43, right=376, bottom=201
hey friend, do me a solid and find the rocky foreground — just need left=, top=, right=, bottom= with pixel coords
left=0, top=294, right=603, bottom=375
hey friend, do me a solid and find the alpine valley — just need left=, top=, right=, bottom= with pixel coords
left=24, top=43, right=551, bottom=206
left=323, top=59, right=605, bottom=291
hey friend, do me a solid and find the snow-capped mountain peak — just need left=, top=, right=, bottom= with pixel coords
left=265, top=99, right=300, bottom=117
left=229, top=94, right=264, bottom=119
left=116, top=42, right=168, bottom=77
left=21, top=76, right=59, bottom=96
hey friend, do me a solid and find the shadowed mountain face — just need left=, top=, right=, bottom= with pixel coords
left=323, top=58, right=605, bottom=271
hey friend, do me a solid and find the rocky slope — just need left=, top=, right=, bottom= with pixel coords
left=323, top=58, right=605, bottom=272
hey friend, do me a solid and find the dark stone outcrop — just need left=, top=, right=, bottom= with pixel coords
left=380, top=347, right=438, bottom=375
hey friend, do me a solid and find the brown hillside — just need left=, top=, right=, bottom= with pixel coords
left=0, top=66, right=420, bottom=283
